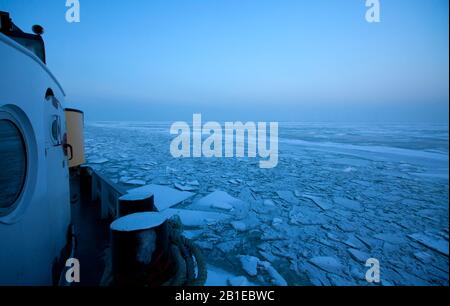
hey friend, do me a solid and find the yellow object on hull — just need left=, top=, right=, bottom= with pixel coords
left=65, top=108, right=85, bottom=168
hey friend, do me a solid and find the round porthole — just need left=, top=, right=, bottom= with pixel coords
left=0, top=118, right=27, bottom=216
left=51, top=116, right=61, bottom=145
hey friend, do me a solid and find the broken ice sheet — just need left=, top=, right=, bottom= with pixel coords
left=187, top=180, right=200, bottom=186
left=183, top=229, right=204, bottom=240
left=348, top=249, right=370, bottom=262
left=205, top=265, right=256, bottom=286
left=127, top=184, right=195, bottom=211
left=408, top=233, right=449, bottom=256
left=258, top=250, right=278, bottom=263
left=88, top=157, right=109, bottom=164
left=302, top=194, right=332, bottom=210
left=309, top=256, right=343, bottom=274
left=238, top=255, right=259, bottom=276
left=189, top=190, right=249, bottom=216
left=259, top=261, right=288, bottom=286
left=123, top=179, right=146, bottom=186
left=334, top=197, right=363, bottom=212
left=373, top=233, right=405, bottom=245
left=85, top=122, right=449, bottom=286
left=289, top=206, right=327, bottom=225
left=174, top=183, right=198, bottom=192
left=297, top=261, right=331, bottom=286
left=343, top=234, right=366, bottom=249
left=276, top=191, right=298, bottom=204
left=252, top=199, right=279, bottom=216
left=231, top=221, right=247, bottom=232
left=413, top=252, right=433, bottom=264
left=162, top=208, right=230, bottom=227
left=217, top=240, right=240, bottom=253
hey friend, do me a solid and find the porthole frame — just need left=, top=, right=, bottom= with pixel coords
left=0, top=105, right=37, bottom=223
left=0, top=116, right=27, bottom=216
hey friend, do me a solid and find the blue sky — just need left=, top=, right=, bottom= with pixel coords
left=1, top=0, right=448, bottom=123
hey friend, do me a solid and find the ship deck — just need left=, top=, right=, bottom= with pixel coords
left=70, top=171, right=111, bottom=286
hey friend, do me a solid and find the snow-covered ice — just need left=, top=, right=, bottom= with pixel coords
left=309, top=256, right=343, bottom=274
left=238, top=255, right=259, bottom=276
left=123, top=179, right=146, bottom=186
left=348, top=249, right=370, bottom=262
left=408, top=233, right=449, bottom=256
left=85, top=122, right=449, bottom=286
left=190, top=190, right=248, bottom=216
left=162, top=208, right=231, bottom=227
left=231, top=221, right=248, bottom=232
left=126, top=184, right=194, bottom=211
left=205, top=265, right=256, bottom=286
left=259, top=261, right=288, bottom=286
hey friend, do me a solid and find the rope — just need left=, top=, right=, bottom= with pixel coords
left=162, top=245, right=186, bottom=286
left=165, top=216, right=208, bottom=286
left=183, top=236, right=208, bottom=286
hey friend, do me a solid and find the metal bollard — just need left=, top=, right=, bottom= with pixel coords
left=118, top=193, right=155, bottom=217
left=110, top=212, right=175, bottom=286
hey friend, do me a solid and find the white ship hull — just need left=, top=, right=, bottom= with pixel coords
left=0, top=32, right=71, bottom=285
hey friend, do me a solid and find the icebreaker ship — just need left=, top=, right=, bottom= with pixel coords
left=0, top=11, right=72, bottom=285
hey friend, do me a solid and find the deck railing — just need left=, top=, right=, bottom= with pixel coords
left=82, top=166, right=127, bottom=219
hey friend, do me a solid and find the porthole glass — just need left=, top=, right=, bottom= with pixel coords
left=51, top=116, right=61, bottom=144
left=0, top=119, right=27, bottom=214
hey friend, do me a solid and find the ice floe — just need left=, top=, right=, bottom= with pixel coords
left=303, top=194, right=332, bottom=210
left=228, top=276, right=250, bottom=286
left=88, top=157, right=109, bottom=164
left=217, top=240, right=240, bottom=253
left=190, top=190, right=249, bottom=216
left=163, top=208, right=230, bottom=227
left=289, top=207, right=327, bottom=225
left=123, top=179, right=147, bottom=186
left=348, top=249, right=370, bottom=262
left=174, top=183, right=198, bottom=192
left=206, top=265, right=243, bottom=286
left=276, top=191, right=298, bottom=204
left=231, top=221, right=247, bottom=232
left=238, top=255, right=259, bottom=276
left=309, top=256, right=343, bottom=274
left=127, top=184, right=195, bottom=211
left=259, top=261, right=288, bottom=286
left=373, top=233, right=405, bottom=245
left=413, top=252, right=433, bottom=264
left=408, top=233, right=449, bottom=256
left=334, top=197, right=362, bottom=212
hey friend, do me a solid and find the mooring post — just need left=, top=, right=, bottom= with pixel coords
left=110, top=212, right=174, bottom=286
left=118, top=192, right=155, bottom=217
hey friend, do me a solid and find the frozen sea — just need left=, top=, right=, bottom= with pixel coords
left=85, top=122, right=449, bottom=286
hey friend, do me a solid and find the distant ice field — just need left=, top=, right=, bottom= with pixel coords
left=85, top=122, right=449, bottom=286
